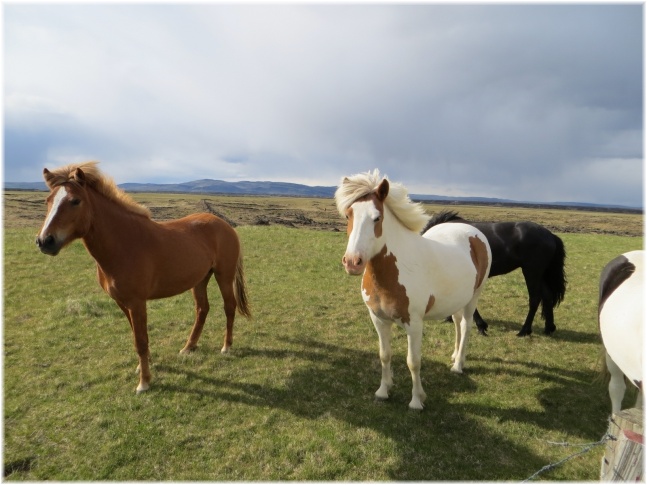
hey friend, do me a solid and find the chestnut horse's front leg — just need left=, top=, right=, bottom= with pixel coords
left=124, top=301, right=151, bottom=393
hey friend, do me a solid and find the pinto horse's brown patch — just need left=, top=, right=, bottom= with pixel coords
left=425, top=294, right=436, bottom=315
left=469, top=235, right=489, bottom=291
left=361, top=245, right=410, bottom=324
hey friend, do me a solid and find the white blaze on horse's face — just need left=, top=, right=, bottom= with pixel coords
left=39, top=186, right=68, bottom=241
left=342, top=181, right=389, bottom=275
left=37, top=182, right=89, bottom=256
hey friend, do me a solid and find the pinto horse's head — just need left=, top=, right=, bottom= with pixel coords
left=336, top=176, right=390, bottom=275
left=36, top=167, right=92, bottom=256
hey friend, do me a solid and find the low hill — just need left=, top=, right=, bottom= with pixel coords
left=5, top=178, right=641, bottom=212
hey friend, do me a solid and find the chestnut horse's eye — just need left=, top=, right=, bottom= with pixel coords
left=70, top=198, right=81, bottom=206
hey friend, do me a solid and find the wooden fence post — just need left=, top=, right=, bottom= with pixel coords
left=601, top=408, right=643, bottom=481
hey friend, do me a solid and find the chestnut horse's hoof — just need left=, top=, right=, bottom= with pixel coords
left=136, top=383, right=149, bottom=394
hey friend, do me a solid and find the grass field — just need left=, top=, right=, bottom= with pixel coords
left=3, top=191, right=643, bottom=480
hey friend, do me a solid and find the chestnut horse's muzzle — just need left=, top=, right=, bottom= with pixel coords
left=36, top=234, right=61, bottom=256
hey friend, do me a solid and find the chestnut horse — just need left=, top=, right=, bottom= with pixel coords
left=336, top=170, right=491, bottom=409
left=599, top=250, right=643, bottom=413
left=36, top=162, right=251, bottom=393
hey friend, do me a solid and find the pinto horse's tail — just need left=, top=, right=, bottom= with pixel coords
left=234, top=255, right=252, bottom=318
left=541, top=234, right=567, bottom=318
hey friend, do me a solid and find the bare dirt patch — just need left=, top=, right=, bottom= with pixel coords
left=5, top=190, right=642, bottom=237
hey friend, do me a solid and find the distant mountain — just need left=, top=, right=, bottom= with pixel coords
left=5, top=181, right=48, bottom=191
left=119, top=179, right=337, bottom=198
left=4, top=178, right=641, bottom=211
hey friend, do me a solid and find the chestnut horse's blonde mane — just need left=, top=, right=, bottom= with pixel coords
left=44, top=161, right=152, bottom=218
left=334, top=169, right=428, bottom=233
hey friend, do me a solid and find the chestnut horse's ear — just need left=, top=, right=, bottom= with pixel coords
left=43, top=168, right=56, bottom=189
left=73, top=168, right=86, bottom=186
left=376, top=178, right=389, bottom=202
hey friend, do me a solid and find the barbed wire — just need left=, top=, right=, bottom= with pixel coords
left=522, top=433, right=614, bottom=482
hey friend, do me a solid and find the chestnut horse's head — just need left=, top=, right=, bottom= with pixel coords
left=36, top=167, right=92, bottom=256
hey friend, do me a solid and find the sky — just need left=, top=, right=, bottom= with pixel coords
left=4, top=4, right=644, bottom=207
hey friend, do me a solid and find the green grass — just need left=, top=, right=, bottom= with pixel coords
left=4, top=222, right=643, bottom=480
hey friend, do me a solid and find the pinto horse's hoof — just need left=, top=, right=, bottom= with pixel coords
left=477, top=328, right=488, bottom=336
left=408, top=397, right=425, bottom=410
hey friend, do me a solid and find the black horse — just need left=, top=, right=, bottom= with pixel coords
left=422, top=211, right=567, bottom=337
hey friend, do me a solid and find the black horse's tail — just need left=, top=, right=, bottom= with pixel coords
left=541, top=234, right=567, bottom=319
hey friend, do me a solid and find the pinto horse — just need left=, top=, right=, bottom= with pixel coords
left=599, top=250, right=643, bottom=413
left=336, top=170, right=491, bottom=409
left=36, top=162, right=251, bottom=393
left=422, top=211, right=566, bottom=336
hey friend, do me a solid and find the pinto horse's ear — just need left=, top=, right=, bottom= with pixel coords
left=73, top=168, right=87, bottom=186
left=376, top=178, right=389, bottom=202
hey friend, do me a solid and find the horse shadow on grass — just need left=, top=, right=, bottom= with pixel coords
left=479, top=318, right=600, bottom=344
left=154, top=335, right=609, bottom=481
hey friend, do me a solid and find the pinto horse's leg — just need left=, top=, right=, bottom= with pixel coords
left=180, top=273, right=212, bottom=354
left=451, top=311, right=463, bottom=364
left=126, top=301, right=151, bottom=393
left=370, top=313, right=394, bottom=401
left=450, top=312, right=471, bottom=374
left=405, top=318, right=426, bottom=410
left=606, top=351, right=626, bottom=414
left=215, top=268, right=238, bottom=354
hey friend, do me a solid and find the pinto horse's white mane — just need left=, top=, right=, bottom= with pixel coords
left=335, top=169, right=429, bottom=233
left=44, top=161, right=152, bottom=218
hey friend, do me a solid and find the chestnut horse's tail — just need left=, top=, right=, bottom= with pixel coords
left=234, top=255, right=251, bottom=318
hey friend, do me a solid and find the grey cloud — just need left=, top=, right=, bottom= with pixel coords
left=4, top=4, right=642, bottom=206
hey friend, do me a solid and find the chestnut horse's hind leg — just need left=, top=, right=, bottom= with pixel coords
left=180, top=273, right=212, bottom=354
left=214, top=269, right=237, bottom=354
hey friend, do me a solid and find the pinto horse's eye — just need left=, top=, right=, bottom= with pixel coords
left=70, top=198, right=81, bottom=206
left=373, top=215, right=381, bottom=223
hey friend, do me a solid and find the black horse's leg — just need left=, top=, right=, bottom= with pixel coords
left=474, top=308, right=488, bottom=336
left=518, top=268, right=543, bottom=337
left=541, top=284, right=557, bottom=335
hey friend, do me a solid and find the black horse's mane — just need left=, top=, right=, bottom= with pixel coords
left=421, top=210, right=465, bottom=234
